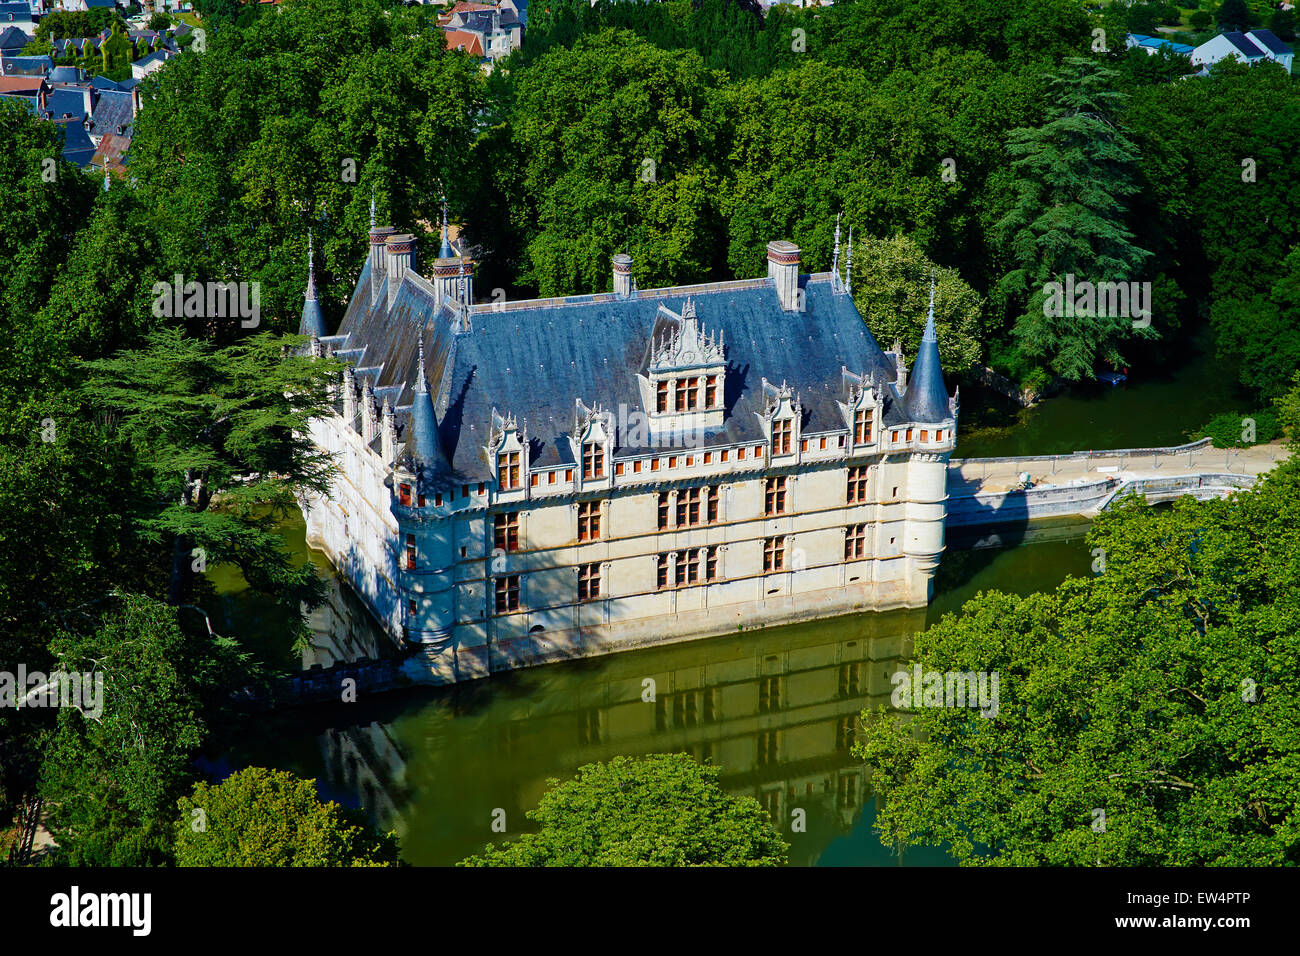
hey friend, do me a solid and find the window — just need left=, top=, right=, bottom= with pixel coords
left=705, top=375, right=718, bottom=408
left=404, top=533, right=416, bottom=571
left=433, top=492, right=441, bottom=507
left=905, top=428, right=914, bottom=442
left=657, top=492, right=671, bottom=530
left=408, top=598, right=417, bottom=616
left=656, top=380, right=668, bottom=413
left=399, top=482, right=412, bottom=507
left=891, top=430, right=900, bottom=443
left=920, top=430, right=929, bottom=442
left=530, top=474, right=538, bottom=487
left=763, top=535, right=786, bottom=572
left=685, top=377, right=699, bottom=410
left=705, top=545, right=719, bottom=581
left=495, top=574, right=520, bottom=613
left=494, top=512, right=519, bottom=552
left=935, top=429, right=944, bottom=442
left=615, top=462, right=624, bottom=476
left=578, top=563, right=600, bottom=601
left=565, top=469, right=574, bottom=482
left=771, top=418, right=792, bottom=456
left=497, top=451, right=520, bottom=489
left=577, top=500, right=601, bottom=541
left=847, top=466, right=868, bottom=504
left=845, top=523, right=867, bottom=560
left=854, top=409, right=872, bottom=444
left=764, top=476, right=788, bottom=516
left=548, top=471, right=557, bottom=485
left=676, top=548, right=700, bottom=586
left=706, top=485, right=720, bottom=524
left=657, top=553, right=670, bottom=590
left=677, top=487, right=701, bottom=527
left=675, top=378, right=687, bottom=411
left=721, top=449, right=729, bottom=462
left=836, top=715, right=855, bottom=752
left=759, top=676, right=782, bottom=714
left=633, top=460, right=642, bottom=473
left=582, top=441, right=604, bottom=479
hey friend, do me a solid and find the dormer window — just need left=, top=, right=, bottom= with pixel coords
left=641, top=298, right=726, bottom=434
left=583, top=442, right=604, bottom=479
left=771, top=418, right=792, bottom=457
left=854, top=409, right=871, bottom=444
left=498, top=451, right=520, bottom=489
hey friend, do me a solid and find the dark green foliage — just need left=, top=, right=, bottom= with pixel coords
left=175, top=767, right=400, bottom=866
left=856, top=461, right=1300, bottom=865
left=1194, top=410, right=1280, bottom=447
left=460, top=754, right=788, bottom=866
left=1217, top=0, right=1251, bottom=31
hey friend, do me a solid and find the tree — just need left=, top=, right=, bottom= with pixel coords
left=80, top=328, right=339, bottom=606
left=855, top=462, right=1300, bottom=865
left=1217, top=0, right=1250, bottom=32
left=849, top=233, right=987, bottom=374
left=1271, top=8, right=1297, bottom=42
left=175, top=767, right=400, bottom=866
left=40, top=595, right=245, bottom=866
left=997, top=57, right=1152, bottom=382
left=460, top=754, right=789, bottom=866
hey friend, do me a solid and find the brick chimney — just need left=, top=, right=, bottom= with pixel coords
left=767, top=240, right=801, bottom=312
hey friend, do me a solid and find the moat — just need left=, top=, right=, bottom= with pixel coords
left=200, top=344, right=1250, bottom=866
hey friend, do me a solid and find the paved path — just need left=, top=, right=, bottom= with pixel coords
left=949, top=441, right=1289, bottom=495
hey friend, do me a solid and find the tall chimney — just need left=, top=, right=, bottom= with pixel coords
left=612, top=253, right=632, bottom=298
left=767, top=240, right=801, bottom=312
left=368, top=225, right=395, bottom=306
left=386, top=234, right=416, bottom=311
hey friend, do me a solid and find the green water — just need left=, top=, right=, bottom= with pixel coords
left=956, top=339, right=1247, bottom=458
left=207, top=341, right=1232, bottom=866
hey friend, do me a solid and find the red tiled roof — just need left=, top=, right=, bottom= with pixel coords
left=0, top=76, right=44, bottom=93
left=443, top=30, right=484, bottom=57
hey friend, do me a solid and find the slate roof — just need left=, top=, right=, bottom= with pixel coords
left=52, top=116, right=95, bottom=166
left=330, top=262, right=951, bottom=481
left=1222, top=31, right=1267, bottom=58
left=0, top=2, right=32, bottom=22
left=49, top=65, right=87, bottom=83
left=88, top=88, right=132, bottom=137
left=90, top=74, right=119, bottom=89
left=1248, top=29, right=1292, bottom=56
left=1, top=55, right=52, bottom=75
left=44, top=85, right=89, bottom=118
left=0, top=26, right=28, bottom=53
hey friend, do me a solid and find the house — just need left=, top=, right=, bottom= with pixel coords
left=1192, top=30, right=1293, bottom=74
left=0, top=2, right=36, bottom=35
left=440, top=1, right=524, bottom=69
left=90, top=128, right=128, bottom=177
left=298, top=212, right=957, bottom=684
left=442, top=28, right=484, bottom=58
left=130, top=47, right=172, bottom=79
left=85, top=84, right=133, bottom=143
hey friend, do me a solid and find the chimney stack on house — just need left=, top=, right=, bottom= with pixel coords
left=612, top=253, right=633, bottom=298
left=767, top=240, right=802, bottom=312
left=385, top=234, right=417, bottom=310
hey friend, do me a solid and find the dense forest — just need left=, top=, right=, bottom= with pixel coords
left=1, top=0, right=1298, bottom=866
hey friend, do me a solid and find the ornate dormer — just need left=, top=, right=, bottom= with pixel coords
left=758, top=378, right=800, bottom=460
left=360, top=379, right=378, bottom=444
left=637, top=298, right=726, bottom=438
left=573, top=399, right=612, bottom=489
left=838, top=367, right=880, bottom=453
left=380, top=398, right=397, bottom=463
left=342, top=364, right=358, bottom=428
left=486, top=408, right=527, bottom=496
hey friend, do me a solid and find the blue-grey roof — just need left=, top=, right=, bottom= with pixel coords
left=49, top=66, right=86, bottom=83
left=1248, top=29, right=1292, bottom=56
left=84, top=0, right=115, bottom=7
left=54, top=118, right=95, bottom=167
left=330, top=261, right=950, bottom=481
left=89, top=74, right=119, bottom=89
left=116, top=77, right=140, bottom=90
left=300, top=297, right=325, bottom=338
left=88, top=88, right=132, bottom=138
left=0, top=2, right=32, bottom=21
left=2, top=55, right=51, bottom=75
left=1223, top=32, right=1267, bottom=58
left=44, top=86, right=88, bottom=119
left=0, top=26, right=27, bottom=52
left=901, top=309, right=950, bottom=425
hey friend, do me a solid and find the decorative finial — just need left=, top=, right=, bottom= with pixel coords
left=369, top=185, right=376, bottom=229
left=832, top=211, right=841, bottom=282
left=305, top=229, right=317, bottom=301
left=845, top=226, right=853, bottom=293
left=415, top=339, right=428, bottom=394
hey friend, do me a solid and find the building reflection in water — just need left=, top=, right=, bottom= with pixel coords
left=303, top=577, right=929, bottom=866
